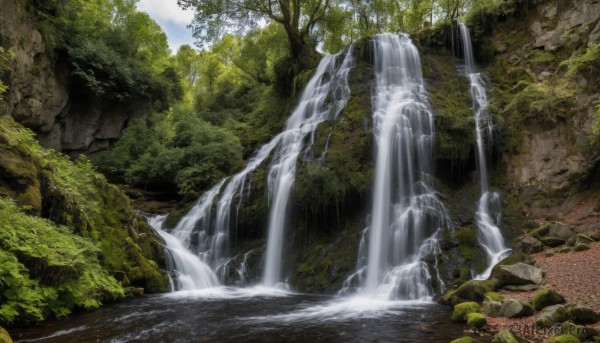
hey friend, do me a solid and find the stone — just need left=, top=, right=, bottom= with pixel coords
left=576, top=234, right=594, bottom=244
left=548, top=224, right=574, bottom=240
left=559, top=247, right=572, bottom=253
left=503, top=284, right=540, bottom=291
left=536, top=304, right=570, bottom=328
left=499, top=299, right=534, bottom=318
left=124, top=287, right=144, bottom=297
left=492, top=330, right=518, bottom=343
left=482, top=297, right=503, bottom=317
left=491, top=263, right=543, bottom=286
left=518, top=235, right=543, bottom=253
left=467, top=312, right=487, bottom=329
left=566, top=235, right=578, bottom=247
left=484, top=292, right=504, bottom=302
left=532, top=287, right=566, bottom=311
left=545, top=248, right=556, bottom=256
left=450, top=338, right=475, bottom=343
left=453, top=302, right=482, bottom=322
left=569, top=305, right=600, bottom=324
left=540, top=236, right=566, bottom=247
left=573, top=244, right=591, bottom=252
left=0, top=326, right=12, bottom=343
left=548, top=335, right=581, bottom=343
left=559, top=321, right=598, bottom=341
left=439, top=279, right=498, bottom=306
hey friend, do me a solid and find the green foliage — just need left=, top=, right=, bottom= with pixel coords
left=0, top=198, right=123, bottom=325
left=564, top=44, right=600, bottom=78
left=0, top=47, right=12, bottom=96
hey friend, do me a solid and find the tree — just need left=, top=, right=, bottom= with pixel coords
left=178, top=0, right=333, bottom=68
left=175, top=45, right=200, bottom=86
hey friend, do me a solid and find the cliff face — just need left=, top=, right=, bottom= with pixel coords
left=0, top=0, right=151, bottom=155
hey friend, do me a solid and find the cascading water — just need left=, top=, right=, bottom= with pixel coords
left=146, top=48, right=353, bottom=291
left=457, top=23, right=511, bottom=279
left=263, top=48, right=354, bottom=287
left=344, top=34, right=450, bottom=301
left=146, top=215, right=219, bottom=290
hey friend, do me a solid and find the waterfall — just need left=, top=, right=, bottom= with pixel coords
left=146, top=215, right=219, bottom=290
left=457, top=23, right=511, bottom=279
left=355, top=33, right=450, bottom=301
left=263, top=48, right=355, bottom=287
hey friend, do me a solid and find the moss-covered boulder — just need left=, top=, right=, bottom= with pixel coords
left=573, top=244, right=591, bottom=252
left=0, top=326, right=12, bottom=343
left=453, top=302, right=482, bottom=322
left=536, top=304, right=570, bottom=328
left=492, top=330, right=518, bottom=343
left=558, top=322, right=598, bottom=341
left=440, top=279, right=498, bottom=306
left=532, top=287, right=566, bottom=311
left=450, top=337, right=476, bottom=343
left=499, top=299, right=534, bottom=318
left=467, top=312, right=487, bottom=329
left=484, top=292, right=505, bottom=302
left=548, top=335, right=581, bottom=343
left=491, top=262, right=543, bottom=287
left=569, top=305, right=600, bottom=324
left=482, top=296, right=503, bottom=317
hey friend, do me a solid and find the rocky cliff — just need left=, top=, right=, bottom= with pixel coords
left=0, top=0, right=152, bottom=155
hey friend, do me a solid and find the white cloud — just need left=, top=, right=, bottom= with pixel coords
left=137, top=0, right=196, bottom=52
left=137, top=0, right=195, bottom=26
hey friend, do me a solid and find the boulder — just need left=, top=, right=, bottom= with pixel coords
left=569, top=305, right=600, bottom=324
left=518, top=235, right=543, bottom=253
left=573, top=244, right=591, bottom=252
left=450, top=338, right=475, bottom=343
left=532, top=287, right=566, bottom=311
left=499, top=299, right=534, bottom=318
left=536, top=304, right=570, bottom=328
left=576, top=234, right=594, bottom=244
left=540, top=236, right=566, bottom=247
left=482, top=297, right=503, bottom=317
left=503, top=284, right=540, bottom=292
left=453, top=302, right=482, bottom=322
left=492, top=330, right=518, bottom=343
left=484, top=292, right=504, bottom=302
left=491, top=262, right=543, bottom=286
left=548, top=335, right=581, bottom=343
left=439, top=279, right=498, bottom=306
left=467, top=312, right=487, bottom=329
left=548, top=224, right=574, bottom=240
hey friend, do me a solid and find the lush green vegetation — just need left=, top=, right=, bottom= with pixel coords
left=0, top=116, right=167, bottom=325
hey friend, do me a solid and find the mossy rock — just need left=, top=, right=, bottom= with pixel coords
left=593, top=335, right=600, bottom=343
left=548, top=335, right=581, bottom=343
left=528, top=224, right=551, bottom=238
left=453, top=302, right=482, bottom=322
left=484, top=292, right=505, bottom=302
left=467, top=312, right=487, bottom=329
left=492, top=330, right=518, bottom=343
left=0, top=326, right=12, bottom=343
left=540, top=236, right=566, bottom=247
left=536, top=305, right=570, bottom=328
left=558, top=322, right=598, bottom=341
left=573, top=244, right=591, bottom=252
left=440, top=279, right=498, bottom=306
left=532, top=287, right=566, bottom=311
left=450, top=337, right=476, bottom=343
left=569, top=305, right=600, bottom=324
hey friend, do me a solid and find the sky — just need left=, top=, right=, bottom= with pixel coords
left=136, top=0, right=196, bottom=53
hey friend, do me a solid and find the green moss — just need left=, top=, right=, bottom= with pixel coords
left=454, top=227, right=478, bottom=260
left=492, top=330, right=518, bottom=343
left=0, top=326, right=12, bottom=343
left=532, top=287, right=566, bottom=311
left=484, top=292, right=504, bottom=302
left=450, top=337, right=476, bottom=343
left=453, top=302, right=482, bottom=322
left=548, top=335, right=581, bottom=343
left=563, top=43, right=600, bottom=78
left=440, top=279, right=498, bottom=306
left=467, top=312, right=487, bottom=329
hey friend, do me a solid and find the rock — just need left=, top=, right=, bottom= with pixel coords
left=491, top=262, right=543, bottom=286
left=453, top=302, right=482, bottom=322
left=569, top=305, right=600, bottom=324
left=518, top=235, right=543, bottom=253
left=532, top=287, right=566, bottom=311
left=499, top=299, right=534, bottom=318
left=536, top=304, right=570, bottom=327
left=590, top=231, right=600, bottom=242
left=548, top=335, right=581, bottom=343
left=540, top=236, right=566, bottom=247
left=439, top=279, right=498, bottom=306
left=559, top=247, right=572, bottom=253
left=545, top=248, right=556, bottom=256
left=467, top=312, right=487, bottom=329
left=450, top=338, right=475, bottom=343
left=573, top=244, right=591, bottom=252
left=0, top=326, right=12, bottom=343
left=492, top=330, right=518, bottom=343
left=559, top=321, right=598, bottom=341
left=566, top=235, right=578, bottom=247
left=548, top=224, right=573, bottom=240
left=484, top=292, right=504, bottom=302
left=482, top=297, right=503, bottom=317
left=124, top=287, right=144, bottom=297
left=577, top=234, right=594, bottom=244
left=503, top=284, right=540, bottom=292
